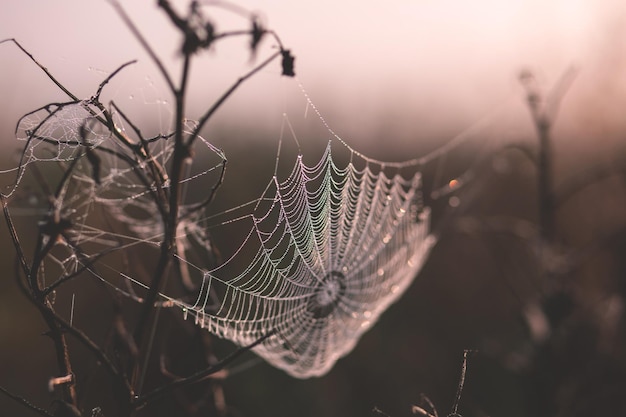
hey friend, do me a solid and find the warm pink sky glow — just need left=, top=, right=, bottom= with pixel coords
left=1, top=0, right=625, bottom=159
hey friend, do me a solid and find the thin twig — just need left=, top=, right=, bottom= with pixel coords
left=185, top=158, right=227, bottom=214
left=43, top=249, right=113, bottom=296
left=0, top=38, right=79, bottom=101
left=53, top=313, right=131, bottom=393
left=133, top=1, right=199, bottom=386
left=92, top=60, right=137, bottom=102
left=450, top=350, right=471, bottom=417
left=108, top=101, right=170, bottom=217
left=0, top=385, right=53, bottom=417
left=135, top=330, right=275, bottom=408
left=188, top=50, right=281, bottom=146
left=520, top=68, right=577, bottom=243
left=108, top=0, right=176, bottom=94
left=18, top=155, right=82, bottom=407
left=1, top=194, right=31, bottom=276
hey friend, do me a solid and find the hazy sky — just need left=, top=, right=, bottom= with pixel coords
left=1, top=0, right=625, bottom=158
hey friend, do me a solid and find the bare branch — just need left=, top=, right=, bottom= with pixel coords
left=108, top=0, right=176, bottom=94
left=188, top=50, right=281, bottom=146
left=0, top=38, right=79, bottom=101
left=135, top=330, right=276, bottom=408
left=450, top=350, right=473, bottom=417
left=0, top=385, right=53, bottom=417
left=1, top=194, right=31, bottom=277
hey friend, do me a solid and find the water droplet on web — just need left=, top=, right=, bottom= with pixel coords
left=114, top=128, right=438, bottom=378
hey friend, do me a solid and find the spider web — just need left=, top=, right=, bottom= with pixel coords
left=176, top=142, right=435, bottom=377
left=1, top=98, right=222, bottom=292
left=1, top=80, right=491, bottom=379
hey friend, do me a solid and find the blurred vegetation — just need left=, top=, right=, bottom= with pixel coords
left=1, top=1, right=625, bottom=417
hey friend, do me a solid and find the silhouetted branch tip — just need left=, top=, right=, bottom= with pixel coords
left=281, top=49, right=295, bottom=77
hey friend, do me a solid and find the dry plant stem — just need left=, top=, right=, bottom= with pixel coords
left=187, top=50, right=281, bottom=147
left=1, top=195, right=30, bottom=277
left=0, top=39, right=79, bottom=102
left=54, top=306, right=123, bottom=384
left=108, top=101, right=170, bottom=219
left=132, top=37, right=193, bottom=398
left=526, top=98, right=555, bottom=243
left=23, top=159, right=84, bottom=407
left=108, top=0, right=175, bottom=93
left=128, top=0, right=283, bottom=393
left=134, top=330, right=276, bottom=409
left=92, top=60, right=137, bottom=102
left=53, top=312, right=134, bottom=413
left=0, top=386, right=53, bottom=417
left=28, top=241, right=77, bottom=406
left=537, top=118, right=554, bottom=243
left=523, top=68, right=577, bottom=244
left=2, top=2, right=293, bottom=413
left=2, top=196, right=78, bottom=407
left=185, top=158, right=226, bottom=215
left=133, top=67, right=191, bottom=393
left=450, top=350, right=470, bottom=417
left=43, top=250, right=113, bottom=296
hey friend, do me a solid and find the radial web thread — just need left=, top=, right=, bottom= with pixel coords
left=177, top=142, right=435, bottom=378
left=2, top=93, right=438, bottom=379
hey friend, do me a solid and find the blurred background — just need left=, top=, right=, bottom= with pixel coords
left=1, top=1, right=625, bottom=416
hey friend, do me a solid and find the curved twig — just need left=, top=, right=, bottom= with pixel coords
left=134, top=330, right=276, bottom=409
left=188, top=50, right=281, bottom=147
left=0, top=385, right=53, bottom=417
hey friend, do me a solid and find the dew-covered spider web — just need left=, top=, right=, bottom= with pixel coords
left=1, top=76, right=492, bottom=379
left=174, top=140, right=435, bottom=378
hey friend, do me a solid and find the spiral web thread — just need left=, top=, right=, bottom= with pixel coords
left=175, top=141, right=435, bottom=378
left=2, top=91, right=437, bottom=379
